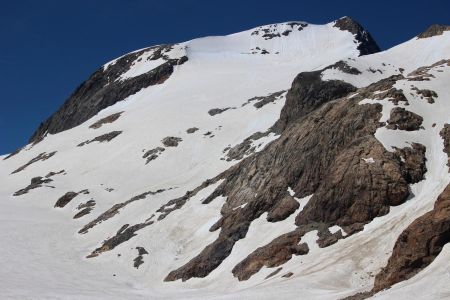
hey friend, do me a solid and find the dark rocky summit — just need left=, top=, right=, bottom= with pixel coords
left=333, top=17, right=381, bottom=56
left=30, top=45, right=187, bottom=143
left=417, top=24, right=450, bottom=39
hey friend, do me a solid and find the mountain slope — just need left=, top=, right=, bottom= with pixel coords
left=1, top=18, right=449, bottom=300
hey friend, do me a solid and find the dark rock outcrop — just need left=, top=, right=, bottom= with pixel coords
left=3, top=148, right=21, bottom=160
left=323, top=60, right=362, bottom=75
left=73, top=208, right=93, bottom=219
left=273, top=70, right=356, bottom=132
left=232, top=229, right=310, bottom=281
left=77, top=131, right=122, bottom=147
left=243, top=91, right=286, bottom=109
left=317, top=230, right=344, bottom=248
left=351, top=75, right=408, bottom=105
left=143, top=147, right=165, bottom=164
left=186, top=127, right=199, bottom=134
left=407, top=59, right=450, bottom=81
left=89, top=112, right=123, bottom=129
left=162, top=137, right=182, bottom=147
left=208, top=107, right=234, bottom=116
left=417, top=24, right=450, bottom=39
left=282, top=272, right=294, bottom=278
left=30, top=45, right=187, bottom=143
left=87, top=222, right=154, bottom=258
left=333, top=17, right=381, bottom=56
left=441, top=124, right=450, bottom=167
left=54, top=192, right=79, bottom=208
left=13, top=176, right=53, bottom=196
left=386, top=107, right=423, bottom=131
left=45, top=170, right=65, bottom=178
left=133, top=246, right=149, bottom=269
left=266, top=196, right=299, bottom=222
left=373, top=183, right=450, bottom=292
left=77, top=199, right=96, bottom=210
left=79, top=188, right=167, bottom=234
left=296, top=141, right=426, bottom=227
left=225, top=131, right=270, bottom=161
left=11, top=151, right=57, bottom=174
left=265, top=267, right=283, bottom=279
left=412, top=87, right=438, bottom=103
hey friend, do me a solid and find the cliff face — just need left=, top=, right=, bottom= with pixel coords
left=29, top=45, right=188, bottom=143
left=333, top=16, right=381, bottom=55
left=164, top=72, right=427, bottom=283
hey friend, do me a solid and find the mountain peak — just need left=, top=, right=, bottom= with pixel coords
left=417, top=24, right=450, bottom=39
left=333, top=16, right=380, bottom=56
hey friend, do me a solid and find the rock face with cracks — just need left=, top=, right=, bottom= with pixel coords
left=164, top=72, right=426, bottom=282
left=373, top=183, right=450, bottom=292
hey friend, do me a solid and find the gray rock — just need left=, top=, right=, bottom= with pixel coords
left=161, top=137, right=182, bottom=147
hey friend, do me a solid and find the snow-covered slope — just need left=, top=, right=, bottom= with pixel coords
left=1, top=18, right=449, bottom=300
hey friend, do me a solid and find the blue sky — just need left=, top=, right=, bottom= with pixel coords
left=0, top=0, right=449, bottom=154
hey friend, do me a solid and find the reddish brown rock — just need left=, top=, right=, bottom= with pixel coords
left=232, top=229, right=310, bottom=281
left=373, top=183, right=450, bottom=292
left=267, top=196, right=299, bottom=222
left=164, top=72, right=426, bottom=283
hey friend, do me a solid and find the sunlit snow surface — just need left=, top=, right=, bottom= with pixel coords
left=1, top=20, right=450, bottom=299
